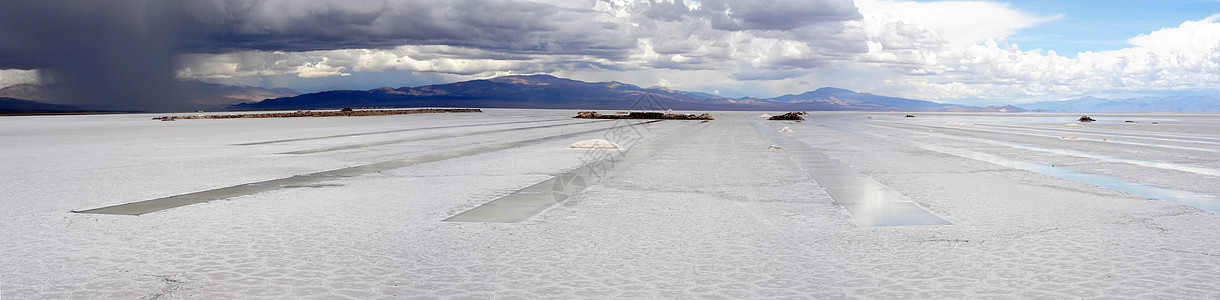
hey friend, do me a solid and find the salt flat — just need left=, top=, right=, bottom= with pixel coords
left=2, top=109, right=1220, bottom=298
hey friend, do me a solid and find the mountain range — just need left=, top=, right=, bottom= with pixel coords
left=1019, top=95, right=1220, bottom=112
left=229, top=75, right=1015, bottom=112
left=0, top=97, right=86, bottom=114
left=4, top=75, right=1218, bottom=114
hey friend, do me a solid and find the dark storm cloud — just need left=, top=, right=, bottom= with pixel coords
left=0, top=0, right=864, bottom=111
left=185, top=0, right=865, bottom=61
left=0, top=0, right=630, bottom=111
left=0, top=1, right=189, bottom=111
left=1, top=0, right=630, bottom=70
left=179, top=0, right=627, bottom=55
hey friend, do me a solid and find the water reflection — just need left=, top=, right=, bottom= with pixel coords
left=749, top=117, right=953, bottom=227
left=820, top=121, right=1220, bottom=213
left=843, top=202, right=955, bottom=227
left=446, top=124, right=687, bottom=223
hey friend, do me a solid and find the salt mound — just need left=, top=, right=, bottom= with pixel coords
left=769, top=112, right=805, bottom=121
left=1064, top=123, right=1084, bottom=127
left=779, top=127, right=794, bottom=132
left=758, top=114, right=772, bottom=118
left=1061, top=136, right=1078, bottom=140
left=570, top=139, right=620, bottom=149
left=768, top=145, right=784, bottom=149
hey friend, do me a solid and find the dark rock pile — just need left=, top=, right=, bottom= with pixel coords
left=768, top=112, right=805, bottom=121
left=1078, top=115, right=1096, bottom=122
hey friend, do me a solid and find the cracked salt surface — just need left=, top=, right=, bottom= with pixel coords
left=3, top=110, right=1220, bottom=298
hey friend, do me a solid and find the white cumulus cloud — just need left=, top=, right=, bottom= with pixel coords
left=0, top=69, right=40, bottom=88
left=847, top=2, right=1220, bottom=103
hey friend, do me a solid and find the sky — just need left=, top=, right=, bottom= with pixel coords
left=1, top=0, right=1218, bottom=110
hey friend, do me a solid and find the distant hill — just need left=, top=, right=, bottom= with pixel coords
left=1021, top=95, right=1220, bottom=112
left=230, top=75, right=1015, bottom=112
left=767, top=87, right=975, bottom=111
left=0, top=97, right=84, bottom=114
left=232, top=75, right=742, bottom=110
left=0, top=82, right=298, bottom=111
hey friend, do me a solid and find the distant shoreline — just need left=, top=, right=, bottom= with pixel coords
left=152, top=108, right=483, bottom=121
left=0, top=111, right=134, bottom=116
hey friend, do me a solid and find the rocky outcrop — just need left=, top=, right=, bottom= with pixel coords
left=768, top=112, right=805, bottom=121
